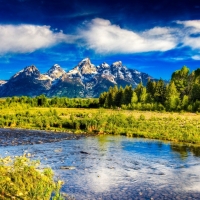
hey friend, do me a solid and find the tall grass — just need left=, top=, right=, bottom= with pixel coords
left=0, top=104, right=200, bottom=144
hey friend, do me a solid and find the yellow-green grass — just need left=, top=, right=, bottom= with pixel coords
left=0, top=155, right=64, bottom=200
left=0, top=104, right=200, bottom=144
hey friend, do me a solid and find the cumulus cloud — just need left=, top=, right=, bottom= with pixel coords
left=177, top=20, right=200, bottom=30
left=176, top=20, right=200, bottom=50
left=1, top=19, right=200, bottom=57
left=182, top=36, right=200, bottom=50
left=80, top=18, right=178, bottom=54
left=0, top=24, right=74, bottom=54
left=192, top=55, right=200, bottom=60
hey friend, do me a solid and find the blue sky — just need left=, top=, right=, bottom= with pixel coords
left=0, top=0, right=200, bottom=80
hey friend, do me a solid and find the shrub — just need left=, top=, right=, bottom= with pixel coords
left=0, top=156, right=64, bottom=200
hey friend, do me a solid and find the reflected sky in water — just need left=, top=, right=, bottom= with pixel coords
left=1, top=135, right=200, bottom=199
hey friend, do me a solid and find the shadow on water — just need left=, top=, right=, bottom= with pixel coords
left=171, top=144, right=200, bottom=159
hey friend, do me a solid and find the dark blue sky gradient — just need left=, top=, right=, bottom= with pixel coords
left=0, top=0, right=200, bottom=80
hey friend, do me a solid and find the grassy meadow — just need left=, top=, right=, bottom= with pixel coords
left=0, top=102, right=200, bottom=144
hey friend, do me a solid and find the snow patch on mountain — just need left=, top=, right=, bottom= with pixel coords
left=0, top=80, right=7, bottom=86
left=45, top=64, right=66, bottom=81
left=0, top=58, right=156, bottom=98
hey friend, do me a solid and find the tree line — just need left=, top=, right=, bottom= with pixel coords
left=4, top=96, right=99, bottom=108
left=99, top=66, right=200, bottom=112
left=2, top=65, right=200, bottom=112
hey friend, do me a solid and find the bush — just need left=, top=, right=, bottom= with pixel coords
left=0, top=156, right=64, bottom=200
left=139, top=114, right=145, bottom=120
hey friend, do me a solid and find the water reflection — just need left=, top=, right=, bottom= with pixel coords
left=1, top=135, right=200, bottom=199
left=171, top=144, right=200, bottom=158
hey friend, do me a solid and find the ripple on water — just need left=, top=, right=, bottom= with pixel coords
left=1, top=133, right=200, bottom=199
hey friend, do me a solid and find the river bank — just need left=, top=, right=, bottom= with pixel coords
left=0, top=106, right=200, bottom=144
left=0, top=128, right=87, bottom=147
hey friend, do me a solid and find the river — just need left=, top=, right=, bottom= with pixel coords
left=1, top=132, right=200, bottom=200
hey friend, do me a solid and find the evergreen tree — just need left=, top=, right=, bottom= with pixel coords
left=104, top=87, right=114, bottom=108
left=139, top=87, right=147, bottom=103
left=146, top=78, right=156, bottom=101
left=131, top=92, right=138, bottom=104
left=165, top=81, right=180, bottom=111
left=191, top=83, right=200, bottom=101
left=99, top=92, right=107, bottom=107
left=37, top=94, right=48, bottom=106
left=154, top=79, right=166, bottom=104
left=181, top=95, right=189, bottom=110
left=134, top=82, right=143, bottom=100
left=115, top=86, right=124, bottom=107
left=123, top=85, right=133, bottom=105
left=171, top=66, right=190, bottom=97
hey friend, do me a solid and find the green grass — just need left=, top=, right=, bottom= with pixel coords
left=0, top=103, right=200, bottom=144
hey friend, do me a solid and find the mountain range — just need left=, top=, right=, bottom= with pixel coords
left=0, top=58, right=155, bottom=98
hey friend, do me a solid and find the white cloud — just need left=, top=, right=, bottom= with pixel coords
left=0, top=24, right=74, bottom=54
left=192, top=55, right=200, bottom=60
left=80, top=18, right=178, bottom=54
left=177, top=20, right=200, bottom=30
left=1, top=19, right=200, bottom=57
left=182, top=36, right=200, bottom=49
left=176, top=20, right=200, bottom=50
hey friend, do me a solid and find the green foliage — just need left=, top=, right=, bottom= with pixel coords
left=154, top=79, right=166, bottom=104
left=2, top=95, right=99, bottom=109
left=0, top=156, right=64, bottom=200
left=171, top=65, right=190, bottom=97
left=191, top=83, right=200, bottom=101
left=131, top=92, right=138, bottom=104
left=123, top=85, right=133, bottom=105
left=98, top=66, right=200, bottom=112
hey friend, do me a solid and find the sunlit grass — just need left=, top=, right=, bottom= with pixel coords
left=0, top=155, right=64, bottom=200
left=0, top=104, right=200, bottom=144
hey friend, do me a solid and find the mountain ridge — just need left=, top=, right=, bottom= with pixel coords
left=0, top=58, right=156, bottom=98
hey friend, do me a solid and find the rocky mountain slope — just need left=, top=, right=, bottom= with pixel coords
left=0, top=58, right=155, bottom=98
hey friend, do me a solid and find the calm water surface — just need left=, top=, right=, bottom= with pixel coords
left=1, top=135, right=200, bottom=200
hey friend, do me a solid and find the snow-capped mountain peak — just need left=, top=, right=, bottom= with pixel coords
left=45, top=64, right=66, bottom=80
left=98, top=62, right=110, bottom=69
left=112, top=61, right=122, bottom=67
left=70, top=58, right=97, bottom=75
left=0, top=80, right=7, bottom=86
left=0, top=58, right=156, bottom=98
left=12, top=65, right=40, bottom=79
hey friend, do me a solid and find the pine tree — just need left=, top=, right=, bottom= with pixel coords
left=134, top=82, right=143, bottom=101
left=165, top=81, right=180, bottom=111
left=123, top=85, right=133, bottom=105
left=191, top=83, right=200, bottom=101
left=139, top=87, right=147, bottom=103
left=99, top=92, right=107, bottom=107
left=181, top=95, right=189, bottom=110
left=171, top=66, right=190, bottom=98
left=154, top=79, right=166, bottom=104
left=115, top=86, right=124, bottom=107
left=131, top=92, right=138, bottom=103
left=146, top=78, right=156, bottom=101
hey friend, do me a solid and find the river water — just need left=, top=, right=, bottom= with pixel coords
left=1, top=133, right=200, bottom=200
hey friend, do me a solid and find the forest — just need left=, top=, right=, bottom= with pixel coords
left=99, top=66, right=200, bottom=112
